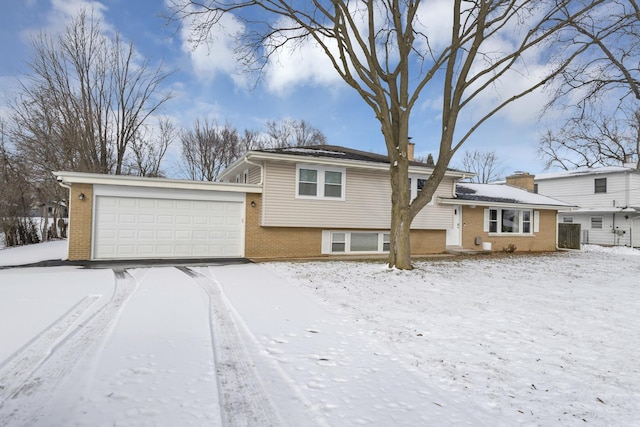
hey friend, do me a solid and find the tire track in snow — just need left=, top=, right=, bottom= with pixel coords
left=0, top=268, right=137, bottom=426
left=0, top=295, right=100, bottom=402
left=178, top=266, right=282, bottom=427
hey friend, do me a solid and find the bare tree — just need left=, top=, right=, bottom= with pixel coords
left=459, top=150, right=504, bottom=183
left=263, top=119, right=327, bottom=148
left=551, top=1, right=640, bottom=115
left=540, top=1, right=640, bottom=171
left=539, top=110, right=640, bottom=170
left=10, top=10, right=172, bottom=177
left=169, top=0, right=629, bottom=269
left=128, top=118, right=178, bottom=177
left=0, top=120, right=40, bottom=247
left=180, top=118, right=240, bottom=181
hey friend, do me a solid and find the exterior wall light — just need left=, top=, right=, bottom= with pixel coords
left=78, top=193, right=85, bottom=201
left=250, top=200, right=256, bottom=207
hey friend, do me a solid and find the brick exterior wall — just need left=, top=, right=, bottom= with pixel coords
left=68, top=184, right=93, bottom=261
left=461, top=205, right=557, bottom=252
left=410, top=229, right=447, bottom=254
left=244, top=193, right=447, bottom=259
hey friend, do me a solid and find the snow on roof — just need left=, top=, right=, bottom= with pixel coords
left=455, top=183, right=573, bottom=207
left=534, top=166, right=636, bottom=181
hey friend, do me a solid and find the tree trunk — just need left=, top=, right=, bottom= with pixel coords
left=387, top=150, right=413, bottom=270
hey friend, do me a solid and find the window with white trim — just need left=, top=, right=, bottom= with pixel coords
left=591, top=217, right=603, bottom=229
left=235, top=169, right=249, bottom=184
left=563, top=216, right=574, bottom=223
left=296, top=165, right=345, bottom=199
left=484, top=208, right=535, bottom=234
left=408, top=175, right=434, bottom=205
left=322, top=231, right=390, bottom=254
left=594, top=178, right=607, bottom=194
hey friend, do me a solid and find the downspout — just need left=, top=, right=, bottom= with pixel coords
left=244, top=155, right=264, bottom=185
left=243, top=155, right=265, bottom=228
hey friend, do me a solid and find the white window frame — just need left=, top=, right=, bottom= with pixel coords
left=483, top=208, right=537, bottom=235
left=321, top=231, right=390, bottom=254
left=563, top=216, right=574, bottom=223
left=296, top=164, right=346, bottom=200
left=408, top=175, right=435, bottom=205
left=235, top=169, right=250, bottom=184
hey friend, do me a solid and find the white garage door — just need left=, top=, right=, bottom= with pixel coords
left=94, top=196, right=244, bottom=259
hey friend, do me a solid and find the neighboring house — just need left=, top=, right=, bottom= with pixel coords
left=440, top=174, right=573, bottom=252
left=534, top=165, right=640, bottom=248
left=55, top=145, right=470, bottom=261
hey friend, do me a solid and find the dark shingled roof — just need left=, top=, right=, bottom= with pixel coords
left=455, top=184, right=520, bottom=204
left=258, top=144, right=446, bottom=168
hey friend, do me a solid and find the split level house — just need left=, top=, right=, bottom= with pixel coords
left=54, top=145, right=571, bottom=261
left=533, top=164, right=640, bottom=248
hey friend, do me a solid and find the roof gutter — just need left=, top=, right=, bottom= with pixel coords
left=438, top=197, right=575, bottom=211
left=53, top=171, right=262, bottom=193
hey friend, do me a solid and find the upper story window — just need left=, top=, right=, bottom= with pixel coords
left=594, top=178, right=607, bottom=193
left=296, top=165, right=345, bottom=200
left=235, top=169, right=249, bottom=184
left=408, top=176, right=434, bottom=205
left=486, top=208, right=534, bottom=234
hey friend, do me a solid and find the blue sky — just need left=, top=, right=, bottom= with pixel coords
left=0, top=0, right=558, bottom=178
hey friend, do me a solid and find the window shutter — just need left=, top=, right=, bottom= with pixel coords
left=321, top=230, right=332, bottom=254
left=534, top=211, right=540, bottom=233
left=483, top=208, right=490, bottom=232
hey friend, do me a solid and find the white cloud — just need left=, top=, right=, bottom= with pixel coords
left=414, top=0, right=453, bottom=52
left=179, top=9, right=247, bottom=86
left=47, top=0, right=109, bottom=33
left=263, top=37, right=343, bottom=96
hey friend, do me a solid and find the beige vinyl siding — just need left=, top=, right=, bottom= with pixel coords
left=248, top=165, right=262, bottom=185
left=262, top=161, right=454, bottom=229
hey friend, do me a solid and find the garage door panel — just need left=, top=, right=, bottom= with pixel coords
left=157, top=215, right=173, bottom=224
left=94, top=196, right=244, bottom=259
left=118, top=214, right=136, bottom=223
left=139, top=214, right=155, bottom=224
left=118, top=229, right=136, bottom=239
left=155, top=230, right=172, bottom=240
left=138, top=230, right=155, bottom=238
left=138, top=199, right=156, bottom=209
left=157, top=200, right=174, bottom=209
left=175, top=215, right=191, bottom=225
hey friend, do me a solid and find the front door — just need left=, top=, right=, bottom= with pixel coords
left=446, top=205, right=462, bottom=246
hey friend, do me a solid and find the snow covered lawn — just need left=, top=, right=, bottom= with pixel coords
left=0, top=244, right=638, bottom=426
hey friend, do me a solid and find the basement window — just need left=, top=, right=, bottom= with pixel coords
left=322, top=231, right=390, bottom=254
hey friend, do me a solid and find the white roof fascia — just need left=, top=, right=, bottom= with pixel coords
left=438, top=197, right=574, bottom=211
left=534, top=166, right=639, bottom=181
left=220, top=151, right=469, bottom=178
left=53, top=171, right=262, bottom=193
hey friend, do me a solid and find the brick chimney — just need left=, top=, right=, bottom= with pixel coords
left=506, top=171, right=535, bottom=192
left=407, top=142, right=415, bottom=161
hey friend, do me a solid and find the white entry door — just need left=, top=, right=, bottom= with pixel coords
left=93, top=195, right=244, bottom=260
left=446, top=205, right=462, bottom=246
